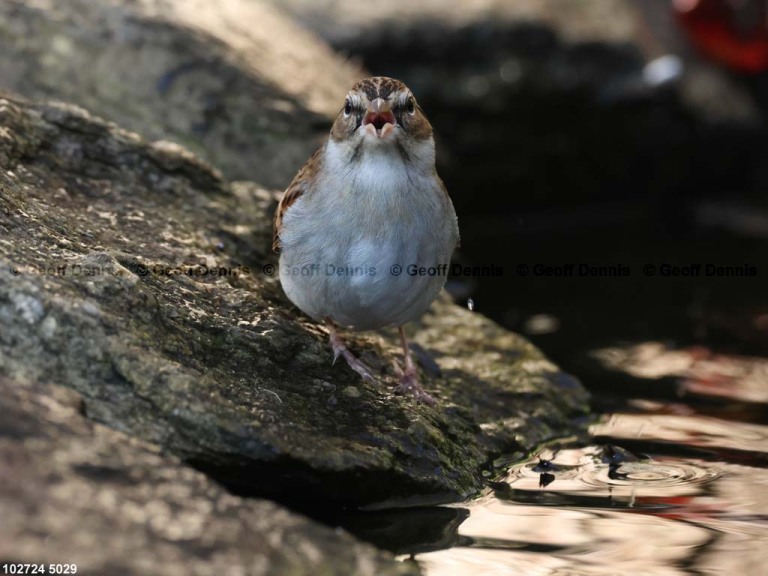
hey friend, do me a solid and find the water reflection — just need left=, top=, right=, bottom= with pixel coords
left=322, top=339, right=768, bottom=573
left=418, top=504, right=711, bottom=576
left=402, top=404, right=768, bottom=575
left=333, top=506, right=471, bottom=557
left=496, top=446, right=719, bottom=507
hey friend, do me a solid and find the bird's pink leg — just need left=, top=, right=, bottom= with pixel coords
left=394, top=326, right=436, bottom=405
left=325, top=318, right=376, bottom=383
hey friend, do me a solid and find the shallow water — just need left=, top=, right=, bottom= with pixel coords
left=413, top=398, right=768, bottom=575
left=332, top=377, right=768, bottom=575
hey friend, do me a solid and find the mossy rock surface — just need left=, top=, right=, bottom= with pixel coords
left=0, top=95, right=590, bottom=508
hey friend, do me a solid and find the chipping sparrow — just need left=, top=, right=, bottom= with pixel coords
left=273, top=77, right=459, bottom=404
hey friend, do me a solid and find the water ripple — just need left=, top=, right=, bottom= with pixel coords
left=498, top=444, right=721, bottom=508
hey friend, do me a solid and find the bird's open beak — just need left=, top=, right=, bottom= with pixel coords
left=362, top=98, right=396, bottom=138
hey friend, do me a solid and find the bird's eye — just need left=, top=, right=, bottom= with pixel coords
left=344, top=98, right=352, bottom=117
left=406, top=97, right=416, bottom=115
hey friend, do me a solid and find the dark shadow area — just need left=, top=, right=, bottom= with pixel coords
left=186, top=458, right=474, bottom=555
left=318, top=507, right=472, bottom=556
left=328, top=17, right=768, bottom=405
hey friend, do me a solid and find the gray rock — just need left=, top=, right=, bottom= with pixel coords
left=0, top=94, right=589, bottom=509
left=270, top=0, right=639, bottom=47
left=0, top=0, right=362, bottom=187
left=0, top=378, right=417, bottom=576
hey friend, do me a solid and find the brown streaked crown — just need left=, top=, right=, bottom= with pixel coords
left=330, top=76, right=432, bottom=142
left=353, top=77, right=405, bottom=101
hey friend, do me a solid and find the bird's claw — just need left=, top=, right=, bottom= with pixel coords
left=345, top=355, right=376, bottom=383
left=329, top=329, right=377, bottom=383
left=394, top=368, right=436, bottom=405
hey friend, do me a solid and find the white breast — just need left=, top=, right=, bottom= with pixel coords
left=279, top=140, right=458, bottom=330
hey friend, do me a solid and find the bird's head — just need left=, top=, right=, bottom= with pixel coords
left=330, top=77, right=434, bottom=163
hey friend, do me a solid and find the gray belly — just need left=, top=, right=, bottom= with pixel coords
left=277, top=151, right=459, bottom=330
left=279, top=230, right=453, bottom=330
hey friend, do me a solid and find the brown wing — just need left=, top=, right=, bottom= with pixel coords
left=272, top=147, right=323, bottom=253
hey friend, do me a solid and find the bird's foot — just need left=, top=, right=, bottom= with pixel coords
left=328, top=326, right=376, bottom=383
left=393, top=363, right=436, bottom=406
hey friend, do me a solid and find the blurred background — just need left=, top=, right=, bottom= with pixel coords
left=265, top=0, right=768, bottom=402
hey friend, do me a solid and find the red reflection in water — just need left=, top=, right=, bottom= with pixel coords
left=633, top=494, right=723, bottom=522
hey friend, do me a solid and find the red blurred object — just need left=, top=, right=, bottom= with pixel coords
left=674, top=0, right=768, bottom=73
